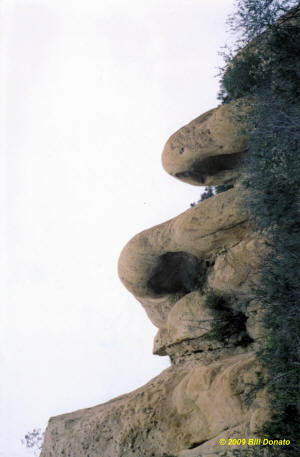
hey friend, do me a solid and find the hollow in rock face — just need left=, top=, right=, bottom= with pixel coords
left=147, top=251, right=206, bottom=295
left=175, top=151, right=243, bottom=185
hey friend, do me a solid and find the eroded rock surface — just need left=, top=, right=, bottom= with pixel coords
left=41, top=98, right=267, bottom=457
left=41, top=354, right=268, bottom=457
left=162, top=101, right=249, bottom=186
left=118, top=187, right=257, bottom=329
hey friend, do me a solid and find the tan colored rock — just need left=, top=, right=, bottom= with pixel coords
left=41, top=10, right=300, bottom=454
left=118, top=187, right=251, bottom=328
left=42, top=142, right=266, bottom=457
left=153, top=291, right=214, bottom=355
left=207, top=236, right=266, bottom=295
left=41, top=73, right=268, bottom=456
left=41, top=180, right=267, bottom=457
left=40, top=353, right=267, bottom=457
left=162, top=100, right=249, bottom=186
left=245, top=300, right=266, bottom=342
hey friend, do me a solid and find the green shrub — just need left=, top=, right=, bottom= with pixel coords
left=214, top=184, right=234, bottom=194
left=218, top=2, right=300, bottom=454
left=219, top=49, right=267, bottom=102
left=190, top=185, right=233, bottom=207
left=200, top=186, right=215, bottom=201
left=204, top=291, right=252, bottom=346
left=219, top=3, right=300, bottom=103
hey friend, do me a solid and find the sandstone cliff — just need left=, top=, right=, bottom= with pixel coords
left=40, top=96, right=270, bottom=457
left=40, top=4, right=300, bottom=455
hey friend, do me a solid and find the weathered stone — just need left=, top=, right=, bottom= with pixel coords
left=207, top=236, right=266, bottom=295
left=162, top=101, right=249, bottom=186
left=118, top=187, right=252, bottom=328
left=153, top=291, right=214, bottom=355
left=41, top=56, right=271, bottom=457
left=41, top=147, right=267, bottom=457
left=245, top=300, right=266, bottom=342
left=40, top=353, right=267, bottom=457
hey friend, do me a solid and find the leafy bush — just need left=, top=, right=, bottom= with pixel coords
left=219, top=50, right=267, bottom=102
left=21, top=428, right=44, bottom=456
left=190, top=186, right=215, bottom=206
left=200, top=186, right=215, bottom=201
left=190, top=185, right=233, bottom=207
left=215, top=184, right=234, bottom=194
left=218, top=1, right=300, bottom=455
left=227, top=0, right=299, bottom=42
left=204, top=291, right=252, bottom=346
left=219, top=2, right=300, bottom=103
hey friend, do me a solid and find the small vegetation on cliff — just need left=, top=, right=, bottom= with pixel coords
left=204, top=291, right=252, bottom=346
left=219, top=1, right=300, bottom=455
left=190, top=184, right=233, bottom=206
left=21, top=428, right=44, bottom=456
left=218, top=0, right=300, bottom=103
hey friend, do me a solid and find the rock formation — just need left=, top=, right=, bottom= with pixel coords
left=40, top=96, right=270, bottom=457
left=161, top=100, right=248, bottom=187
left=39, top=4, right=300, bottom=454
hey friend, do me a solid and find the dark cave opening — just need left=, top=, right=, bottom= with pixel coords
left=175, top=151, right=243, bottom=184
left=147, top=251, right=207, bottom=296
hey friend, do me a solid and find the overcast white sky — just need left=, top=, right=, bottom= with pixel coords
left=1, top=1, right=235, bottom=456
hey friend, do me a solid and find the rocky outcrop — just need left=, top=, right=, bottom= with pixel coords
left=41, top=75, right=268, bottom=457
left=41, top=353, right=268, bottom=457
left=161, top=100, right=249, bottom=186
left=118, top=186, right=254, bottom=328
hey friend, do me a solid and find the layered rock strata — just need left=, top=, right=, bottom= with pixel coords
left=41, top=101, right=267, bottom=457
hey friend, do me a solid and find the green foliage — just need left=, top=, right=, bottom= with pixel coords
left=268, top=24, right=300, bottom=100
left=219, top=50, right=267, bottom=102
left=204, top=291, right=251, bottom=346
left=241, top=370, right=266, bottom=407
left=21, top=428, right=44, bottom=456
left=241, top=99, right=300, bottom=229
left=190, top=186, right=215, bottom=206
left=218, top=1, right=300, bottom=454
left=214, top=184, right=234, bottom=194
left=200, top=186, right=215, bottom=201
left=219, top=3, right=300, bottom=103
left=227, top=0, right=299, bottom=42
left=190, top=185, right=233, bottom=207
